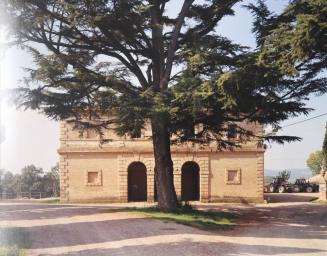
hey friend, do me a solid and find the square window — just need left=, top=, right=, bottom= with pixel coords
left=226, top=169, right=241, bottom=184
left=86, top=170, right=102, bottom=186
left=88, top=172, right=98, bottom=183
left=227, top=170, right=238, bottom=182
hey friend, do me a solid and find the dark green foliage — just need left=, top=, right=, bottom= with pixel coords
left=1, top=0, right=325, bottom=147
left=0, top=164, right=59, bottom=197
left=251, top=0, right=327, bottom=87
left=245, top=0, right=276, bottom=48
left=278, top=170, right=291, bottom=180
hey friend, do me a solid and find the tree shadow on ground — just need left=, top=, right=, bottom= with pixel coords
left=57, top=240, right=326, bottom=256
left=24, top=218, right=205, bottom=249
left=198, top=203, right=327, bottom=240
left=264, top=193, right=319, bottom=203
left=1, top=201, right=327, bottom=255
left=0, top=205, right=132, bottom=221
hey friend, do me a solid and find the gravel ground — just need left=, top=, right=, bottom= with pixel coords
left=0, top=193, right=326, bottom=256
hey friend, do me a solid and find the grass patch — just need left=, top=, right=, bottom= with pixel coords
left=40, top=199, right=60, bottom=204
left=128, top=205, right=236, bottom=231
left=0, top=227, right=30, bottom=256
left=311, top=198, right=327, bottom=204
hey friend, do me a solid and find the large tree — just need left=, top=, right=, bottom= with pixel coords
left=306, top=150, right=323, bottom=175
left=249, top=0, right=327, bottom=87
left=1, top=0, right=327, bottom=211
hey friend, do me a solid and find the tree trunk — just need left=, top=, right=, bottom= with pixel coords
left=151, top=115, right=178, bottom=212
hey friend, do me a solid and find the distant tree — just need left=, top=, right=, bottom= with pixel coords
left=307, top=150, right=324, bottom=175
left=20, top=165, right=44, bottom=193
left=0, top=165, right=60, bottom=198
left=1, top=171, right=19, bottom=195
left=50, top=163, right=60, bottom=196
left=322, top=124, right=327, bottom=170
left=278, top=170, right=291, bottom=181
left=43, top=163, right=60, bottom=197
left=3, top=0, right=327, bottom=211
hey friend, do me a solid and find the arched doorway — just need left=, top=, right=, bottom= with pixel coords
left=181, top=161, right=200, bottom=201
left=128, top=162, right=147, bottom=202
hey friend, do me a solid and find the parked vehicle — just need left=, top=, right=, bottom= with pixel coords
left=266, top=177, right=292, bottom=193
left=291, top=179, right=319, bottom=193
left=265, top=177, right=319, bottom=193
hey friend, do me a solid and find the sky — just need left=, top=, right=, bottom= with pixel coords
left=0, top=0, right=326, bottom=173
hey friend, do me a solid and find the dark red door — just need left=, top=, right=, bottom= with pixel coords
left=128, top=162, right=147, bottom=202
left=181, top=162, right=200, bottom=201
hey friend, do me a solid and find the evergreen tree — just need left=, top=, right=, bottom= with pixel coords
left=249, top=0, right=327, bottom=86
left=1, top=1, right=327, bottom=211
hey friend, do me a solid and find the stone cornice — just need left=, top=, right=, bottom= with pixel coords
left=58, top=145, right=265, bottom=154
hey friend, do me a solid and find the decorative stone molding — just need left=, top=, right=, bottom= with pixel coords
left=117, top=154, right=155, bottom=202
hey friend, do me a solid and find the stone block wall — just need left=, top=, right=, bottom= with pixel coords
left=59, top=121, right=264, bottom=203
left=59, top=151, right=264, bottom=203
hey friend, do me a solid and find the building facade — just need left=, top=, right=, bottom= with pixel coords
left=58, top=121, right=265, bottom=203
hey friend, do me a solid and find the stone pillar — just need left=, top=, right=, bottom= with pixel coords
left=318, top=168, right=327, bottom=201
left=118, top=156, right=128, bottom=203
left=199, top=159, right=210, bottom=203
left=59, top=122, right=69, bottom=202
left=147, top=163, right=155, bottom=203
left=59, top=154, right=69, bottom=202
left=174, top=159, right=182, bottom=201
left=256, top=153, right=264, bottom=200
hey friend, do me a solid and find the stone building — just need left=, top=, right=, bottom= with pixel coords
left=58, top=121, right=265, bottom=203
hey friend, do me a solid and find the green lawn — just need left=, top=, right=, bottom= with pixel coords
left=128, top=206, right=236, bottom=231
left=312, top=199, right=327, bottom=204
left=0, top=227, right=30, bottom=256
left=40, top=198, right=60, bottom=204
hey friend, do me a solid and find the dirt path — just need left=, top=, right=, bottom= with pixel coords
left=0, top=195, right=326, bottom=256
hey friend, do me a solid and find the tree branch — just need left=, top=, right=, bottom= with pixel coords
left=160, top=0, right=194, bottom=90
